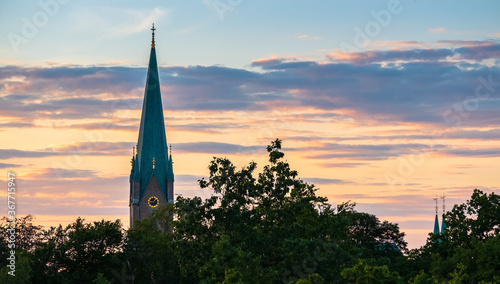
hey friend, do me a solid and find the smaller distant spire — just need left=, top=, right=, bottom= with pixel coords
left=151, top=23, right=156, bottom=48
left=441, top=194, right=447, bottom=233
left=433, top=195, right=440, bottom=235
left=169, top=144, right=172, bottom=162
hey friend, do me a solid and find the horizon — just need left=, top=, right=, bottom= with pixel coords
left=1, top=0, right=500, bottom=250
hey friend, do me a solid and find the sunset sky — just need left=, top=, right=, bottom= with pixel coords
left=1, top=0, right=500, bottom=249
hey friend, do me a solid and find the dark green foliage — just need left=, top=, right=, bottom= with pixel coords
left=126, top=204, right=178, bottom=283
left=7, top=218, right=125, bottom=284
left=2, top=141, right=498, bottom=283
left=446, top=189, right=500, bottom=248
left=408, top=189, right=500, bottom=283
left=341, top=259, right=404, bottom=284
left=174, top=139, right=356, bottom=283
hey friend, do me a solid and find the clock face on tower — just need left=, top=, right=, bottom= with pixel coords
left=148, top=196, right=159, bottom=208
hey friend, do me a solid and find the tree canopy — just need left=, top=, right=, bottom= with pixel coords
left=1, top=140, right=498, bottom=283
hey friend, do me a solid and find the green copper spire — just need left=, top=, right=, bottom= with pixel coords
left=131, top=24, right=173, bottom=202
left=433, top=214, right=440, bottom=235
left=433, top=195, right=440, bottom=235
left=167, top=144, right=174, bottom=182
left=441, top=194, right=446, bottom=234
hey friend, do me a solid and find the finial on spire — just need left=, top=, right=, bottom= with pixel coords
left=151, top=23, right=156, bottom=48
left=433, top=194, right=438, bottom=214
left=152, top=157, right=156, bottom=169
left=170, top=144, right=173, bottom=163
left=441, top=194, right=446, bottom=213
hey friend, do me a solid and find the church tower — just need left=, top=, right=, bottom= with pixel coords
left=130, top=24, right=174, bottom=228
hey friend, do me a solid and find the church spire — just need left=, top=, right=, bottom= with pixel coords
left=130, top=25, right=174, bottom=216
left=433, top=195, right=440, bottom=235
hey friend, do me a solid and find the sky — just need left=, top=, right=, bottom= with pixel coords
left=1, top=0, right=500, bottom=249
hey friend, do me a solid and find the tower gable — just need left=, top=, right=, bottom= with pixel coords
left=138, top=174, right=167, bottom=220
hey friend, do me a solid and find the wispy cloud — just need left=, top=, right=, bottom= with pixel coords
left=0, top=162, right=21, bottom=169
left=297, top=34, right=321, bottom=40
left=72, top=7, right=169, bottom=39
left=429, top=27, right=447, bottom=34
left=302, top=177, right=351, bottom=184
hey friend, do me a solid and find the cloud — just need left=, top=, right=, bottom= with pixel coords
left=1, top=40, right=499, bottom=129
left=0, top=142, right=134, bottom=159
left=303, top=143, right=446, bottom=161
left=0, top=122, right=35, bottom=128
left=15, top=168, right=129, bottom=216
left=62, top=122, right=138, bottom=131
left=326, top=48, right=454, bottom=64
left=297, top=34, right=321, bottom=40
left=50, top=142, right=135, bottom=156
left=0, top=149, right=60, bottom=159
left=445, top=129, right=500, bottom=140
left=454, top=42, right=500, bottom=60
left=36, top=168, right=100, bottom=179
left=429, top=27, right=447, bottom=34
left=0, top=162, right=21, bottom=169
left=317, top=162, right=367, bottom=168
left=442, top=148, right=500, bottom=157
left=326, top=41, right=500, bottom=64
left=175, top=142, right=262, bottom=155
left=302, top=177, right=351, bottom=185
left=169, top=123, right=249, bottom=134
left=72, top=7, right=169, bottom=39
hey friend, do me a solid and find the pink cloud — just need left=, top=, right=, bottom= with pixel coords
left=429, top=27, right=447, bottom=34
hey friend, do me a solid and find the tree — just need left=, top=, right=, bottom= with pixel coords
left=409, top=189, right=500, bottom=283
left=337, top=202, right=408, bottom=258
left=0, top=251, right=33, bottom=284
left=31, top=218, right=124, bottom=283
left=126, top=204, right=178, bottom=283
left=172, top=139, right=355, bottom=283
left=341, top=259, right=404, bottom=284
left=2, top=139, right=420, bottom=283
left=445, top=189, right=500, bottom=248
left=0, top=215, right=44, bottom=252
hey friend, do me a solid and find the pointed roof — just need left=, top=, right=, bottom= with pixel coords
left=441, top=194, right=446, bottom=234
left=167, top=144, right=174, bottom=181
left=433, top=214, right=440, bottom=235
left=133, top=24, right=173, bottom=200
left=433, top=195, right=440, bottom=235
left=441, top=214, right=446, bottom=234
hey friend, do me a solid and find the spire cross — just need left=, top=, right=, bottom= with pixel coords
left=151, top=23, right=156, bottom=48
left=152, top=157, right=156, bottom=169
left=170, top=144, right=173, bottom=164
left=441, top=194, right=446, bottom=213
left=433, top=195, right=438, bottom=214
left=130, top=146, right=135, bottom=166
